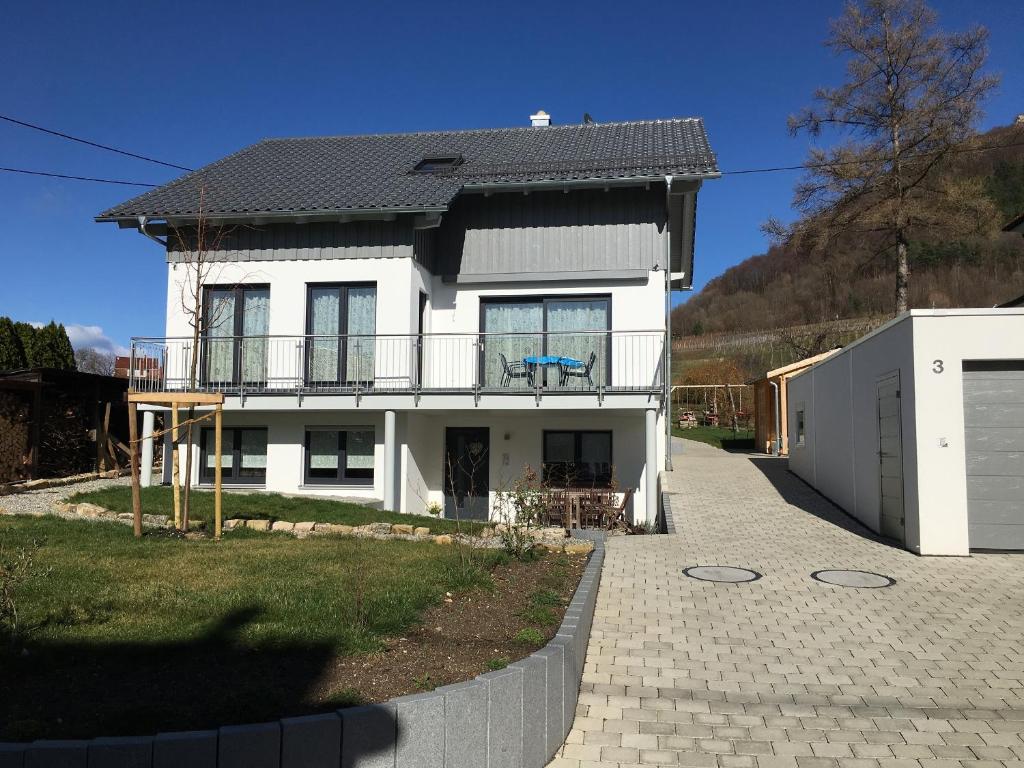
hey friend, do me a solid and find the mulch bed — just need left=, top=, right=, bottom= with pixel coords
left=315, top=551, right=588, bottom=704
left=0, top=550, right=588, bottom=741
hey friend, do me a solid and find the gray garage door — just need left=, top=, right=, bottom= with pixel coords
left=963, top=361, right=1024, bottom=549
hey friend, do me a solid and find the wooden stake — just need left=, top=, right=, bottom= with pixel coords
left=128, top=401, right=142, bottom=538
left=171, top=407, right=181, bottom=529
left=214, top=404, right=223, bottom=541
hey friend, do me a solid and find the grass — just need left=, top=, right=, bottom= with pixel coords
left=1, top=516, right=500, bottom=654
left=672, top=424, right=756, bottom=451
left=68, top=486, right=487, bottom=535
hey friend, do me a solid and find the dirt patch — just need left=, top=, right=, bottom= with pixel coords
left=313, top=551, right=587, bottom=704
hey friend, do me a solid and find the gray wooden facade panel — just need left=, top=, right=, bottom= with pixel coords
left=166, top=219, right=415, bottom=263
left=436, top=187, right=667, bottom=277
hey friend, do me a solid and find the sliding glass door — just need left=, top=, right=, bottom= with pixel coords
left=481, top=296, right=609, bottom=389
left=202, top=285, right=269, bottom=386
left=306, top=283, right=377, bottom=387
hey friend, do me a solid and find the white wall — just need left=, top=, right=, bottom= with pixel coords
left=402, top=408, right=655, bottom=523
left=788, top=309, right=1024, bottom=556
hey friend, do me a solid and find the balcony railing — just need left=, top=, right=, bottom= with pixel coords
left=128, top=331, right=666, bottom=398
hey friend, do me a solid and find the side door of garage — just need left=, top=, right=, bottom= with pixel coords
left=877, top=373, right=905, bottom=542
left=962, top=361, right=1024, bottom=549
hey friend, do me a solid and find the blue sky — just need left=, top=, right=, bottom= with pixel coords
left=1, top=0, right=1021, bottom=354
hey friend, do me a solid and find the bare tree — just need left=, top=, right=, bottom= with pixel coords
left=74, top=348, right=115, bottom=376
left=772, top=0, right=999, bottom=314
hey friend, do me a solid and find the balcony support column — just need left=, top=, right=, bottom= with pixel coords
left=383, top=410, right=397, bottom=512
left=645, top=407, right=658, bottom=526
left=140, top=410, right=155, bottom=488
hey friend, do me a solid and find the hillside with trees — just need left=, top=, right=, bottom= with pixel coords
left=675, top=122, right=1024, bottom=338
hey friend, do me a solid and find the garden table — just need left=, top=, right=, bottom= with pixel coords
left=522, top=355, right=584, bottom=387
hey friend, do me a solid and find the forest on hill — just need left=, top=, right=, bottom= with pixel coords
left=673, top=124, right=1024, bottom=337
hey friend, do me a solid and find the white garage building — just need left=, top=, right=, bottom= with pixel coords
left=787, top=309, right=1024, bottom=556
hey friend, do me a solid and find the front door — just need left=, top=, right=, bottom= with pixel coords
left=443, top=427, right=490, bottom=521
left=877, top=373, right=905, bottom=542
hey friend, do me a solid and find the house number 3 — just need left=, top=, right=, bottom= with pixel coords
left=933, top=360, right=944, bottom=374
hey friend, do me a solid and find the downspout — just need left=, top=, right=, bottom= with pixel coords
left=137, top=216, right=167, bottom=247
left=664, top=175, right=673, bottom=472
left=769, top=380, right=782, bottom=456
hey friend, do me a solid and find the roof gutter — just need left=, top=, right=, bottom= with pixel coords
left=137, top=216, right=167, bottom=247
left=462, top=173, right=716, bottom=196
left=96, top=204, right=451, bottom=226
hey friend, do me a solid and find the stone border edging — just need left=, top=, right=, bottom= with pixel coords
left=0, top=539, right=605, bottom=768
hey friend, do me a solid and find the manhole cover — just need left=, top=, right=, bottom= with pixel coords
left=683, top=566, right=761, bottom=583
left=811, top=569, right=895, bottom=588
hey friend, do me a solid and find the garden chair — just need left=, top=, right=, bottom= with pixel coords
left=544, top=491, right=570, bottom=528
left=499, top=352, right=531, bottom=387
left=605, top=488, right=635, bottom=530
left=559, top=351, right=597, bottom=388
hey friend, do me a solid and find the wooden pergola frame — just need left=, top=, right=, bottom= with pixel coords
left=127, top=391, right=226, bottom=539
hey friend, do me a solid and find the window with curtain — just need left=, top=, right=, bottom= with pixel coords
left=542, top=430, right=612, bottom=487
left=202, top=286, right=270, bottom=385
left=481, top=296, right=609, bottom=389
left=306, top=284, right=376, bottom=387
left=304, top=427, right=375, bottom=484
left=200, top=427, right=267, bottom=484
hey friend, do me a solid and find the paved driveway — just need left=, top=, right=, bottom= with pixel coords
left=550, top=439, right=1024, bottom=768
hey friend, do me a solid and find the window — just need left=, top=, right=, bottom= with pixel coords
left=306, top=283, right=377, bottom=387
left=203, top=285, right=270, bottom=385
left=304, top=427, right=375, bottom=485
left=412, top=154, right=463, bottom=173
left=542, top=430, right=612, bottom=487
left=200, top=427, right=267, bottom=484
left=795, top=408, right=806, bottom=447
left=481, top=296, right=610, bottom=389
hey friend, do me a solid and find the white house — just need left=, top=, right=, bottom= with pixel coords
left=97, top=113, right=720, bottom=524
left=787, top=309, right=1024, bottom=555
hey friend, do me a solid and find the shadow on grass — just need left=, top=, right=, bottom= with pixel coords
left=746, top=456, right=904, bottom=551
left=0, top=606, right=396, bottom=749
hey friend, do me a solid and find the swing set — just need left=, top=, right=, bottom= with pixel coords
left=671, top=384, right=753, bottom=433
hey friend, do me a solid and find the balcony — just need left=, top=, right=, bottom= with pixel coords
left=128, top=331, right=666, bottom=402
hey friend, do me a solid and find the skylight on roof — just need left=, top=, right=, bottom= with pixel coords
left=413, top=154, right=463, bottom=173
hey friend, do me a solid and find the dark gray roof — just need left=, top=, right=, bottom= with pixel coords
left=98, top=118, right=718, bottom=220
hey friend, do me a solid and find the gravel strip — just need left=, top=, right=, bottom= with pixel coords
left=0, top=476, right=131, bottom=516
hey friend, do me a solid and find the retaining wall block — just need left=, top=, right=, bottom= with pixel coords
left=551, top=636, right=579, bottom=737
left=557, top=620, right=583, bottom=678
left=25, top=741, right=88, bottom=768
left=509, top=654, right=546, bottom=768
left=0, top=743, right=25, bottom=768
left=152, top=731, right=216, bottom=768
left=480, top=666, right=523, bottom=768
left=280, top=713, right=341, bottom=768
left=437, top=681, right=486, bottom=768
left=340, top=704, right=396, bottom=768
left=86, top=737, right=152, bottom=768
left=218, top=722, right=281, bottom=768
left=391, top=692, right=444, bottom=768
left=533, top=645, right=565, bottom=760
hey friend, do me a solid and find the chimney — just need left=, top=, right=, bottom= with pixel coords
left=530, top=110, right=551, bottom=127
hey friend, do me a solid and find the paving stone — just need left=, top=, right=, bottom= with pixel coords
left=547, top=439, right=1024, bottom=768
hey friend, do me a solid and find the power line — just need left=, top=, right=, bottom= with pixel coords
left=0, top=114, right=193, bottom=171
left=0, top=166, right=157, bottom=186
left=719, top=138, right=1024, bottom=176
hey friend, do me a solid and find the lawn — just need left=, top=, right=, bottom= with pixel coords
left=0, top=515, right=581, bottom=740
left=68, top=485, right=487, bottom=535
left=673, top=424, right=756, bottom=450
